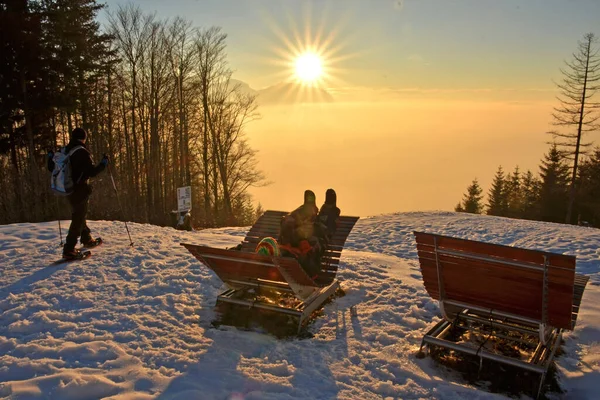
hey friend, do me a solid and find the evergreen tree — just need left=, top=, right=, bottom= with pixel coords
left=487, top=166, right=506, bottom=216
left=505, top=166, right=522, bottom=218
left=538, top=144, right=570, bottom=223
left=0, top=0, right=55, bottom=220
left=520, top=170, right=541, bottom=219
left=459, top=179, right=484, bottom=214
left=454, top=202, right=464, bottom=212
left=42, top=0, right=114, bottom=132
left=577, top=148, right=600, bottom=226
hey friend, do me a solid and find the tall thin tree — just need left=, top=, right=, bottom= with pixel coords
left=548, top=33, right=600, bottom=224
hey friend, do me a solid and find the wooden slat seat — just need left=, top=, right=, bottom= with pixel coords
left=414, top=231, right=585, bottom=330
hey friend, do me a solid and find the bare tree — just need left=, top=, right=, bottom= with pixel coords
left=167, top=17, right=197, bottom=190
left=108, top=5, right=153, bottom=218
left=548, top=33, right=600, bottom=224
left=195, top=27, right=227, bottom=224
left=195, top=27, right=265, bottom=224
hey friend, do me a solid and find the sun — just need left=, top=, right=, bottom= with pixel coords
left=295, top=53, right=323, bottom=84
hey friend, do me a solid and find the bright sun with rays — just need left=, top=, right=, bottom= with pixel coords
left=294, top=53, right=323, bottom=84
left=263, top=6, right=355, bottom=94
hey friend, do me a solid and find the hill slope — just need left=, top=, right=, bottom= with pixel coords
left=0, top=212, right=598, bottom=399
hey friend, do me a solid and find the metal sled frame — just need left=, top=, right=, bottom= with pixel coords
left=414, top=232, right=589, bottom=399
left=182, top=210, right=359, bottom=333
left=216, top=279, right=341, bottom=334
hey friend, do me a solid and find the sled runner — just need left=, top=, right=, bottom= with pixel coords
left=181, top=210, right=359, bottom=333
left=413, top=231, right=589, bottom=399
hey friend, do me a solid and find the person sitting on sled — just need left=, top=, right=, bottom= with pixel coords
left=315, top=188, right=341, bottom=249
left=278, top=190, right=322, bottom=277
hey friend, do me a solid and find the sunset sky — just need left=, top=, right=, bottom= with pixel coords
left=100, top=0, right=600, bottom=216
left=101, top=0, right=599, bottom=93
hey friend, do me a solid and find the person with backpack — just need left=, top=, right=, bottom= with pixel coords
left=48, top=128, right=109, bottom=260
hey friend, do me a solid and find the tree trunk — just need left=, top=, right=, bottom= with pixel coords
left=566, top=38, right=592, bottom=224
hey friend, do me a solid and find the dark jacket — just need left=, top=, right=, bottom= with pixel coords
left=317, top=203, right=341, bottom=239
left=279, top=191, right=319, bottom=247
left=48, top=140, right=106, bottom=198
left=317, top=189, right=341, bottom=240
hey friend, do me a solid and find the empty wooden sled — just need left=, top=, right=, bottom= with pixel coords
left=414, top=231, right=589, bottom=399
left=181, top=210, right=359, bottom=333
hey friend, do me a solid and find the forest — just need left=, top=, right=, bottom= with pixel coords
left=0, top=0, right=264, bottom=227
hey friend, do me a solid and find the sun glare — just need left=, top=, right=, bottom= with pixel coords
left=295, top=53, right=323, bottom=83
left=260, top=3, right=358, bottom=99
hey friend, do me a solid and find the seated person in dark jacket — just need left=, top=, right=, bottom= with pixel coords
left=48, top=128, right=108, bottom=259
left=279, top=190, right=318, bottom=247
left=278, top=190, right=321, bottom=277
left=316, top=188, right=341, bottom=247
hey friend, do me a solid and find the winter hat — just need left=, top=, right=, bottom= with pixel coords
left=71, top=127, right=87, bottom=141
left=325, top=189, right=337, bottom=206
left=304, top=190, right=316, bottom=205
left=255, top=237, right=280, bottom=257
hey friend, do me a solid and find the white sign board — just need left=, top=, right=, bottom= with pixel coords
left=177, top=186, right=192, bottom=212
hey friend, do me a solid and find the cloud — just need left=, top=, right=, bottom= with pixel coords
left=407, top=54, right=429, bottom=66
left=326, top=85, right=557, bottom=104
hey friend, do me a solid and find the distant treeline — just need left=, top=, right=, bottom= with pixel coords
left=456, top=33, right=600, bottom=227
left=456, top=144, right=600, bottom=227
left=0, top=0, right=265, bottom=227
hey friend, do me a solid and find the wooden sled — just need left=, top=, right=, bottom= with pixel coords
left=182, top=210, right=359, bottom=333
left=414, top=231, right=589, bottom=399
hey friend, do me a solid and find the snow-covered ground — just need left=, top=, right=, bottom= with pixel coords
left=0, top=211, right=598, bottom=399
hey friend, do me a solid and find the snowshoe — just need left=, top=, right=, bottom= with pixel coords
left=81, top=237, right=102, bottom=248
left=54, top=249, right=91, bottom=264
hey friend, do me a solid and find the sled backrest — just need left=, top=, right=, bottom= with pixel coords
left=240, top=210, right=359, bottom=285
left=414, top=231, right=587, bottom=330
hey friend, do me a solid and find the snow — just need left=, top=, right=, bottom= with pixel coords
left=0, top=212, right=598, bottom=399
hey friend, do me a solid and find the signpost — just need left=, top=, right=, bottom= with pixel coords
left=177, top=186, right=192, bottom=212
left=175, top=186, right=192, bottom=230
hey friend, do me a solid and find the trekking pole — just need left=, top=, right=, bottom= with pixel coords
left=107, top=161, right=134, bottom=247
left=55, top=197, right=64, bottom=246
left=58, top=220, right=64, bottom=246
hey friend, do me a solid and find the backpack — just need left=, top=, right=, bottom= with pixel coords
left=50, top=145, right=84, bottom=196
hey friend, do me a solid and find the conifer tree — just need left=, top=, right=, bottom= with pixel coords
left=487, top=166, right=506, bottom=216
left=459, top=179, right=484, bottom=214
left=538, top=144, right=570, bottom=223
left=577, top=148, right=600, bottom=226
left=520, top=170, right=541, bottom=219
left=505, top=166, right=522, bottom=218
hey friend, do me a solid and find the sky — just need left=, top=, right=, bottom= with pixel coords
left=100, top=0, right=600, bottom=92
left=98, top=0, right=600, bottom=216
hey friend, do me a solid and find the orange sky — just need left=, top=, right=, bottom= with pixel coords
left=247, top=97, right=556, bottom=216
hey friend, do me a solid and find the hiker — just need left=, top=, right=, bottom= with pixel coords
left=316, top=188, right=341, bottom=247
left=48, top=128, right=108, bottom=259
left=278, top=190, right=321, bottom=277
